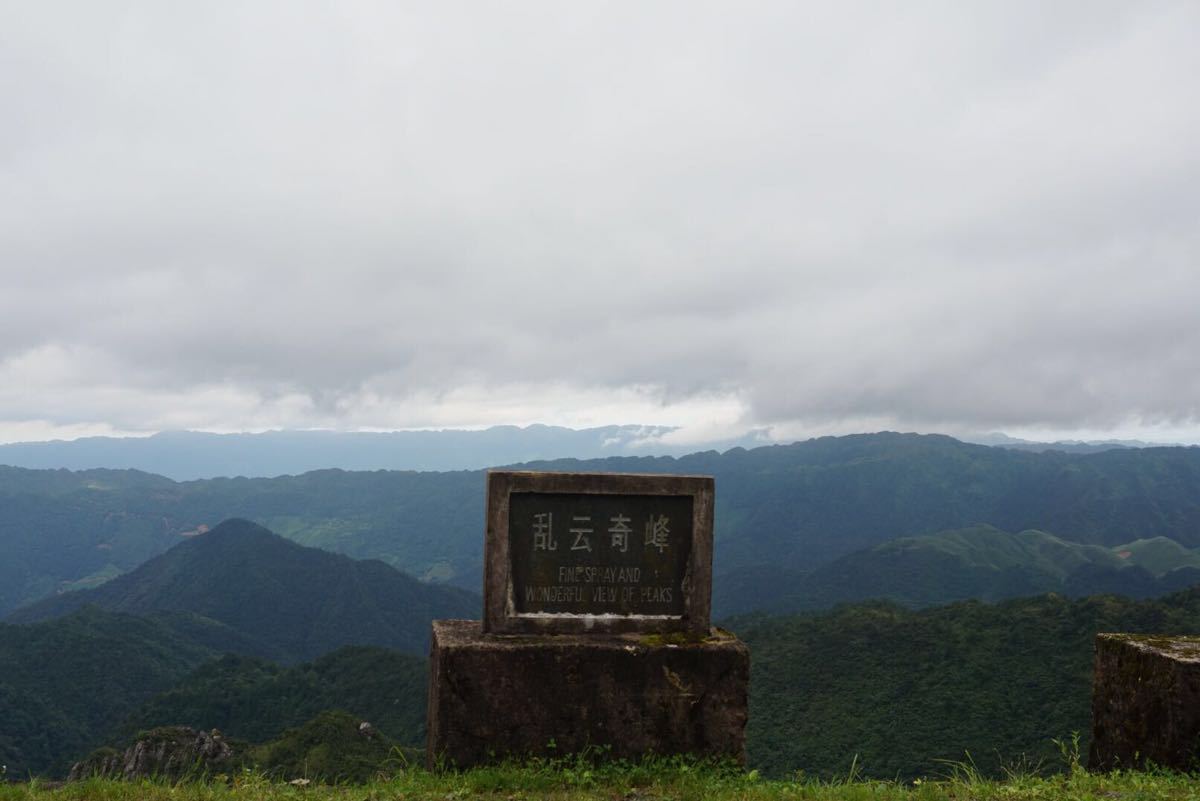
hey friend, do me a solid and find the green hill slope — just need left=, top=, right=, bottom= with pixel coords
left=717, top=525, right=1200, bottom=615
left=0, top=607, right=224, bottom=777
left=1113, top=536, right=1200, bottom=574
left=739, top=588, right=1200, bottom=780
left=116, top=646, right=427, bottom=748
left=7, top=519, right=478, bottom=663
left=11, top=587, right=1200, bottom=782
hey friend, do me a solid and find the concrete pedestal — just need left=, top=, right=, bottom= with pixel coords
left=1089, top=633, right=1200, bottom=771
left=427, top=619, right=748, bottom=768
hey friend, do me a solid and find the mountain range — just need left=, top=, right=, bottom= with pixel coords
left=0, top=427, right=1162, bottom=481
left=5, top=432, right=1200, bottom=618
left=0, top=425, right=767, bottom=480
left=8, top=431, right=1200, bottom=781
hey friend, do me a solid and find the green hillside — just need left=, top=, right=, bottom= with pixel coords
left=246, top=709, right=406, bottom=783
left=7, top=519, right=478, bottom=663
left=718, top=525, right=1200, bottom=615
left=739, top=588, right=1200, bottom=779
left=1113, top=536, right=1200, bottom=575
left=117, top=647, right=427, bottom=747
left=6, top=434, right=1200, bottom=617
left=0, top=611, right=427, bottom=778
left=10, top=588, right=1200, bottom=781
left=0, top=467, right=483, bottom=616
left=0, top=607, right=223, bottom=777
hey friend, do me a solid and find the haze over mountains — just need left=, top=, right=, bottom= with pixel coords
left=0, top=425, right=1168, bottom=481
left=0, top=425, right=768, bottom=480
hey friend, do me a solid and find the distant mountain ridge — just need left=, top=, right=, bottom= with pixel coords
left=0, top=425, right=767, bottom=480
left=7, top=519, right=479, bottom=663
left=6, top=432, right=1200, bottom=617
left=962, top=432, right=1168, bottom=453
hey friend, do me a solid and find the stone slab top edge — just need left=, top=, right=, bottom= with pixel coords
left=433, top=618, right=743, bottom=651
left=1096, top=632, right=1200, bottom=662
left=488, top=469, right=715, bottom=481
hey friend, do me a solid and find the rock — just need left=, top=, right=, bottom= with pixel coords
left=1089, top=633, right=1200, bottom=771
left=68, top=726, right=236, bottom=781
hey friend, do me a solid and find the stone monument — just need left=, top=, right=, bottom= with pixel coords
left=1089, top=632, right=1200, bottom=771
left=427, top=470, right=748, bottom=768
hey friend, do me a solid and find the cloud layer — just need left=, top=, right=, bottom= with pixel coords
left=3, top=2, right=1199, bottom=443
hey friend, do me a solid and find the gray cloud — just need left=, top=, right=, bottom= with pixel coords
left=2, top=1, right=1199, bottom=443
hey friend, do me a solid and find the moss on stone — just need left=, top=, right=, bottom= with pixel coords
left=639, top=630, right=722, bottom=647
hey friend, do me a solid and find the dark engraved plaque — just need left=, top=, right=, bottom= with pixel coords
left=509, top=493, right=693, bottom=617
left=483, top=471, right=714, bottom=634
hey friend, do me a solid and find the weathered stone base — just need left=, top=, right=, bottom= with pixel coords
left=427, top=619, right=749, bottom=768
left=1089, top=633, right=1200, bottom=772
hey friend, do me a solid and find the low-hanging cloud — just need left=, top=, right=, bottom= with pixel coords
left=2, top=1, right=1198, bottom=444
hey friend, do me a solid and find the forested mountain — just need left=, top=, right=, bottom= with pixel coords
left=4, top=433, right=1200, bottom=617
left=7, top=519, right=478, bottom=663
left=0, top=465, right=485, bottom=615
left=116, top=647, right=427, bottom=748
left=0, top=608, right=429, bottom=777
left=14, top=587, right=1200, bottom=781
left=0, top=607, right=226, bottom=776
left=739, top=588, right=1200, bottom=779
left=716, top=525, right=1200, bottom=615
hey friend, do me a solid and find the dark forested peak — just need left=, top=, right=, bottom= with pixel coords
left=179, top=517, right=318, bottom=554
left=200, top=517, right=270, bottom=537
left=6, top=518, right=478, bottom=664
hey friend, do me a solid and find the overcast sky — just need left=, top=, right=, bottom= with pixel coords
left=2, top=2, right=1198, bottom=447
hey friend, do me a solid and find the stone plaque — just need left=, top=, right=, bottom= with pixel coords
left=483, top=471, right=713, bottom=634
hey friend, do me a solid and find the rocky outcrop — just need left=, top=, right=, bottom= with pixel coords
left=1089, top=633, right=1200, bottom=771
left=68, top=727, right=236, bottom=781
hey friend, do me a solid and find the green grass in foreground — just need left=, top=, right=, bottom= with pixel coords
left=2, top=755, right=1199, bottom=801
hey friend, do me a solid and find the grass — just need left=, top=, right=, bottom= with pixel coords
left=3, top=754, right=1199, bottom=801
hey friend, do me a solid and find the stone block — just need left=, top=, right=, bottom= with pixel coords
left=426, top=619, right=748, bottom=768
left=1089, top=633, right=1200, bottom=771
